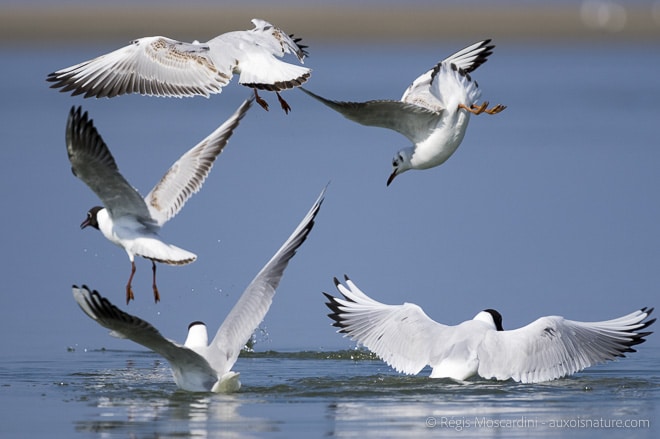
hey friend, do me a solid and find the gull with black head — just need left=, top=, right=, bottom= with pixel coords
left=324, top=275, right=655, bottom=383
left=72, top=186, right=326, bottom=392
left=68, top=98, right=252, bottom=304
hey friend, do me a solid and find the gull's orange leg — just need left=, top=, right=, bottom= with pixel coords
left=459, top=102, right=506, bottom=115
left=126, top=261, right=136, bottom=304
left=485, top=104, right=507, bottom=115
left=459, top=102, right=487, bottom=115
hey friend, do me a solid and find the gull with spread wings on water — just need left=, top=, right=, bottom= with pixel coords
left=324, top=275, right=654, bottom=383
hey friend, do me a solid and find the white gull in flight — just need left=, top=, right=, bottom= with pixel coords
left=301, top=40, right=505, bottom=185
left=73, top=186, right=326, bottom=392
left=324, top=275, right=655, bottom=383
left=47, top=19, right=310, bottom=113
left=68, top=98, right=252, bottom=304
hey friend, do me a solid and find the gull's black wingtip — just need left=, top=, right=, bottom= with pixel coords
left=323, top=291, right=348, bottom=330
left=289, top=33, right=310, bottom=58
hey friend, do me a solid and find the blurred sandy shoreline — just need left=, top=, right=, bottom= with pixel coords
left=2, top=4, right=659, bottom=46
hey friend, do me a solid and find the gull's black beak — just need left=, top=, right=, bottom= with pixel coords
left=80, top=217, right=91, bottom=229
left=386, top=169, right=398, bottom=187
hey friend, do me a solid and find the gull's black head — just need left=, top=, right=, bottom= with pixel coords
left=188, top=321, right=206, bottom=331
left=184, top=321, right=208, bottom=349
left=80, top=206, right=103, bottom=230
left=483, top=309, right=504, bottom=331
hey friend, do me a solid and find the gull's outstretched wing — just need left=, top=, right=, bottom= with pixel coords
left=300, top=88, right=439, bottom=143
left=401, top=39, right=493, bottom=109
left=440, top=39, right=494, bottom=73
left=207, top=186, right=326, bottom=374
left=72, top=285, right=218, bottom=384
left=48, top=36, right=231, bottom=98
left=66, top=106, right=153, bottom=223
left=476, top=308, right=655, bottom=383
left=144, top=97, right=253, bottom=226
left=246, top=18, right=308, bottom=62
left=324, top=275, right=449, bottom=375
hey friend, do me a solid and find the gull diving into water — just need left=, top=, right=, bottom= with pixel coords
left=67, top=98, right=252, bottom=304
left=301, top=39, right=505, bottom=185
left=47, top=19, right=310, bottom=113
left=72, top=186, right=326, bottom=392
left=324, top=276, right=655, bottom=383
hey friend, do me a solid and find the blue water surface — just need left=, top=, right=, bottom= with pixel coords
left=0, top=38, right=658, bottom=438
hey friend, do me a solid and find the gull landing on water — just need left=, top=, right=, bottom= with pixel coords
left=47, top=19, right=310, bottom=114
left=72, top=187, right=326, bottom=392
left=300, top=39, right=505, bottom=185
left=68, top=98, right=253, bottom=304
left=324, top=276, right=655, bottom=383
